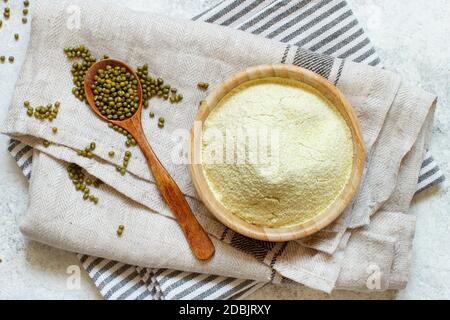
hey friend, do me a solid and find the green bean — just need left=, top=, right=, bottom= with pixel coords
left=198, top=82, right=210, bottom=90
left=92, top=65, right=139, bottom=120
left=67, top=163, right=100, bottom=206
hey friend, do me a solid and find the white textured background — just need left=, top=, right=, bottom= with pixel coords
left=0, top=0, right=449, bottom=300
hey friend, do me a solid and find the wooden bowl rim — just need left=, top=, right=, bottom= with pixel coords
left=189, top=64, right=365, bottom=242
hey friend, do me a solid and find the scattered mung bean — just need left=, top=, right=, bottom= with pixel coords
left=116, top=151, right=132, bottom=176
left=157, top=116, right=166, bottom=129
left=107, top=123, right=135, bottom=148
left=25, top=101, right=60, bottom=121
left=64, top=45, right=97, bottom=102
left=3, top=7, right=10, bottom=19
left=64, top=45, right=181, bottom=146
left=136, top=64, right=182, bottom=106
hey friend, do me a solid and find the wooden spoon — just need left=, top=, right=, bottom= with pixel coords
left=84, top=59, right=215, bottom=261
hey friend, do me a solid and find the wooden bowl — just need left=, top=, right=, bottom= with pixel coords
left=189, top=64, right=365, bottom=242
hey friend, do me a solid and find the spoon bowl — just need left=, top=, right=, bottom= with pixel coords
left=189, top=64, right=365, bottom=242
left=84, top=59, right=215, bottom=261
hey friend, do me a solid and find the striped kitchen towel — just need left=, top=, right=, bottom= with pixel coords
left=8, top=0, right=444, bottom=300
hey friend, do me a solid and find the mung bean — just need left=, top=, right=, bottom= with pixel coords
left=92, top=65, right=139, bottom=120
left=67, top=163, right=100, bottom=205
left=198, top=82, right=209, bottom=90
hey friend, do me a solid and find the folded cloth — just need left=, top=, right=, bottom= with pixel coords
left=4, top=0, right=440, bottom=299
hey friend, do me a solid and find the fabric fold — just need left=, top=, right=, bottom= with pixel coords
left=3, top=0, right=442, bottom=299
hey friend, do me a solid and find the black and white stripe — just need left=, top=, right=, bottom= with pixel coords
left=416, top=151, right=446, bottom=194
left=8, top=140, right=33, bottom=180
left=195, top=0, right=275, bottom=27
left=8, top=0, right=444, bottom=300
left=292, top=46, right=334, bottom=78
left=155, top=270, right=261, bottom=300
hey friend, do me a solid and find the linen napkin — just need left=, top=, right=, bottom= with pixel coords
left=5, top=0, right=441, bottom=299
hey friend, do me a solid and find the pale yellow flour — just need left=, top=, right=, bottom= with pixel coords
left=202, top=78, right=354, bottom=228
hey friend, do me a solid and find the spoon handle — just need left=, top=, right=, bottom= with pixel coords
left=135, top=130, right=215, bottom=261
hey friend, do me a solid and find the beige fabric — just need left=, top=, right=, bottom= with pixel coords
left=3, top=0, right=437, bottom=293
